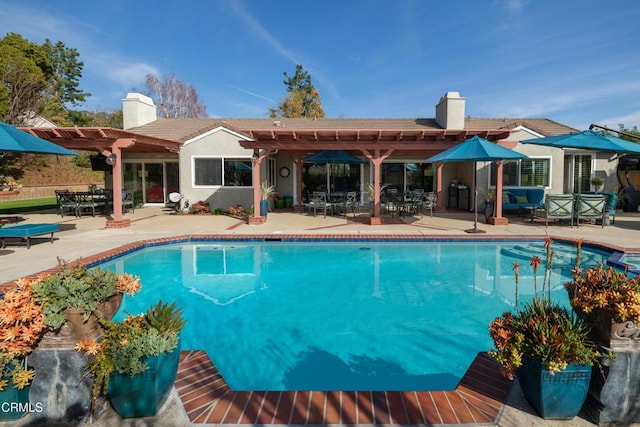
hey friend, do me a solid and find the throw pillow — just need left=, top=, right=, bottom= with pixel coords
left=502, top=191, right=512, bottom=203
left=515, top=195, right=529, bottom=204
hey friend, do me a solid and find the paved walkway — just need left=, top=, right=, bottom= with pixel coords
left=3, top=206, right=640, bottom=426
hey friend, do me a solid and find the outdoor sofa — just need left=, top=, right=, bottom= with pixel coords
left=502, top=188, right=545, bottom=212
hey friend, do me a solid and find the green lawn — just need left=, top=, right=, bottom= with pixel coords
left=0, top=197, right=57, bottom=214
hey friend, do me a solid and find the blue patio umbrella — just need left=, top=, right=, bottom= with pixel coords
left=302, top=150, right=365, bottom=164
left=520, top=130, right=640, bottom=154
left=0, top=121, right=77, bottom=156
left=425, top=135, right=527, bottom=233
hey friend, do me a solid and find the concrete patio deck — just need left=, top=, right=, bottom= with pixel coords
left=3, top=206, right=640, bottom=426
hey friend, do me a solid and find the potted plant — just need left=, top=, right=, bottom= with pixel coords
left=31, top=262, right=141, bottom=345
left=76, top=300, right=186, bottom=418
left=590, top=176, right=605, bottom=192
left=565, top=262, right=640, bottom=424
left=480, top=188, right=495, bottom=222
left=0, top=175, right=22, bottom=195
left=488, top=239, right=600, bottom=419
left=259, top=181, right=275, bottom=216
left=274, top=194, right=285, bottom=208
left=0, top=278, right=49, bottom=420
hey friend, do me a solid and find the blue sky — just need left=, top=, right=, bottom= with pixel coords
left=1, top=0, right=640, bottom=130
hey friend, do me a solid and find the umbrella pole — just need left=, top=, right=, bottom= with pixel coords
left=465, top=162, right=486, bottom=234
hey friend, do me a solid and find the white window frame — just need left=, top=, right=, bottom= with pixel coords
left=192, top=156, right=254, bottom=188
left=489, top=156, right=552, bottom=189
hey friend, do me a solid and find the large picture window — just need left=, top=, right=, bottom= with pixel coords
left=490, top=158, right=550, bottom=187
left=194, top=157, right=252, bottom=187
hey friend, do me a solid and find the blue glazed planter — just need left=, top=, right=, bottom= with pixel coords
left=0, top=380, right=30, bottom=421
left=517, top=358, right=591, bottom=420
left=259, top=200, right=269, bottom=217
left=107, top=340, right=181, bottom=418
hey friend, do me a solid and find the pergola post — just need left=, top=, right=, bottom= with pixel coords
left=104, top=138, right=135, bottom=228
left=435, top=162, right=445, bottom=211
left=294, top=159, right=304, bottom=212
left=248, top=149, right=273, bottom=225
left=362, top=148, right=393, bottom=224
left=489, top=160, right=509, bottom=225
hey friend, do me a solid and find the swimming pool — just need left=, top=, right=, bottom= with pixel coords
left=99, top=239, right=610, bottom=391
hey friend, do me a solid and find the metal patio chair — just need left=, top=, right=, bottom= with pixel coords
left=545, top=194, right=575, bottom=228
left=575, top=193, right=606, bottom=227
left=309, top=191, right=333, bottom=218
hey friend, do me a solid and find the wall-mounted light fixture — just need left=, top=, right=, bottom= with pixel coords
left=251, top=153, right=259, bottom=165
left=105, top=153, right=117, bottom=166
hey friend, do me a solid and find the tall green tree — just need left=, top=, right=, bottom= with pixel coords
left=269, top=64, right=325, bottom=118
left=42, top=39, right=90, bottom=123
left=0, top=32, right=90, bottom=125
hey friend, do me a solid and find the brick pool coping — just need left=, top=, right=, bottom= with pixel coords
left=176, top=350, right=512, bottom=425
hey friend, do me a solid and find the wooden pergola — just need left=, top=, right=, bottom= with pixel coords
left=21, top=127, right=181, bottom=227
left=238, top=127, right=512, bottom=224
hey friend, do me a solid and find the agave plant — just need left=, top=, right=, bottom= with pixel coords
left=76, top=300, right=186, bottom=405
left=31, top=263, right=141, bottom=329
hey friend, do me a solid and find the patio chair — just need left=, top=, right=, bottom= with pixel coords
left=575, top=194, right=606, bottom=227
left=422, top=192, right=437, bottom=218
left=309, top=191, right=333, bottom=217
left=55, top=190, right=77, bottom=217
left=122, top=190, right=135, bottom=214
left=343, top=191, right=359, bottom=217
left=545, top=194, right=575, bottom=228
left=75, top=192, right=105, bottom=217
left=604, top=192, right=618, bottom=224
left=385, top=188, right=403, bottom=216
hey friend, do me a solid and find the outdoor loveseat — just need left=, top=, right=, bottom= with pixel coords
left=502, top=188, right=545, bottom=212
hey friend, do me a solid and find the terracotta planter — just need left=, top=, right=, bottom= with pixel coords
left=38, top=293, right=124, bottom=349
left=0, top=190, right=19, bottom=195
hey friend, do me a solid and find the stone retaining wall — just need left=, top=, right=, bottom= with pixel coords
left=0, top=184, right=103, bottom=202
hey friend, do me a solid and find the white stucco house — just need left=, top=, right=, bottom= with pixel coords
left=117, top=92, right=620, bottom=223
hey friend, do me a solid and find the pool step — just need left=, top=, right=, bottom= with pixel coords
left=501, top=243, right=604, bottom=268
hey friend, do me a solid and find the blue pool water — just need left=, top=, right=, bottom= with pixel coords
left=98, top=240, right=610, bottom=391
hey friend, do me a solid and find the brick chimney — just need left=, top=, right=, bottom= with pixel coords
left=435, top=92, right=466, bottom=129
left=122, top=93, right=157, bottom=130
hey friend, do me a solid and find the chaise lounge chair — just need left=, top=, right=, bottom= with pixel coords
left=0, top=223, right=60, bottom=249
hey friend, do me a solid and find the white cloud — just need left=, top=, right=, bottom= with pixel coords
left=595, top=111, right=640, bottom=131
left=226, top=1, right=340, bottom=102
left=492, top=0, right=527, bottom=11
left=227, top=84, right=275, bottom=104
left=84, top=52, right=159, bottom=88
left=107, top=62, right=159, bottom=88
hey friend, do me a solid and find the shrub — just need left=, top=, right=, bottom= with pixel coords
left=228, top=204, right=247, bottom=217
left=188, top=201, right=210, bottom=215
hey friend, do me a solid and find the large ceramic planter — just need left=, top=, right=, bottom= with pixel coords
left=107, top=339, right=181, bottom=418
left=516, top=358, right=591, bottom=420
left=259, top=200, right=268, bottom=217
left=0, top=379, right=30, bottom=421
left=38, top=293, right=123, bottom=349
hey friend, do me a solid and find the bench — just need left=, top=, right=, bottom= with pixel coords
left=0, top=223, right=60, bottom=249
